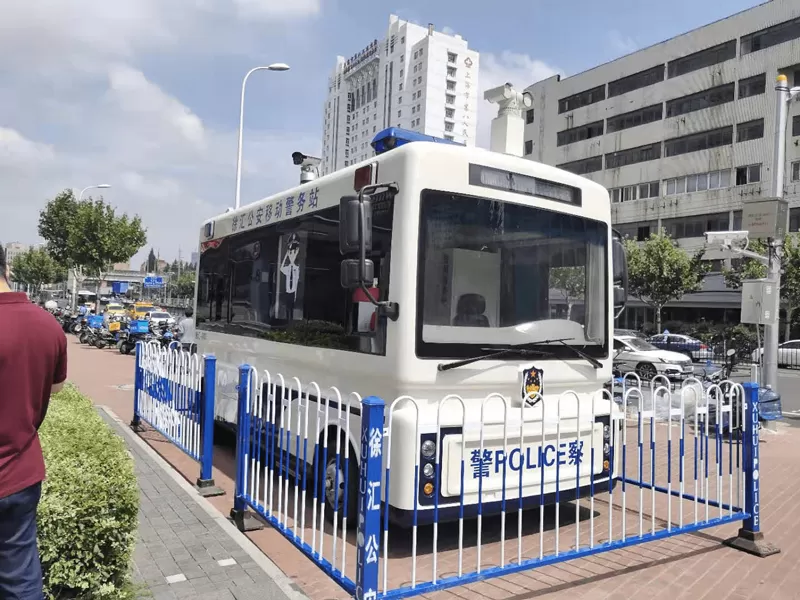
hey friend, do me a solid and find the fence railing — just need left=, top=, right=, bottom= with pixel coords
left=131, top=341, right=223, bottom=497
left=222, top=366, right=776, bottom=600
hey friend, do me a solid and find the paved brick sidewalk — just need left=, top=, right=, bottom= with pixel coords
left=97, top=407, right=308, bottom=600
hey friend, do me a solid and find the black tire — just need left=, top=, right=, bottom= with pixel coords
left=79, top=331, right=88, bottom=344
left=636, top=362, right=657, bottom=381
left=120, top=342, right=133, bottom=355
left=317, top=431, right=359, bottom=525
left=95, top=339, right=107, bottom=349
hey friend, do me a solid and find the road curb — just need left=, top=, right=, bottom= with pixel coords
left=97, top=405, right=311, bottom=600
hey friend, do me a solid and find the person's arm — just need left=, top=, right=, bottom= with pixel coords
left=39, top=332, right=68, bottom=429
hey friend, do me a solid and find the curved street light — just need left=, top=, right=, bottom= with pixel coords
left=78, top=183, right=111, bottom=202
left=234, top=63, right=291, bottom=209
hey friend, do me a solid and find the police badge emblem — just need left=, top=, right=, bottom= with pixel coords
left=521, top=366, right=544, bottom=405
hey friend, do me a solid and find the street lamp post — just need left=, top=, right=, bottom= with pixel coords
left=234, top=63, right=290, bottom=210
left=71, top=184, right=112, bottom=309
left=763, top=75, right=800, bottom=391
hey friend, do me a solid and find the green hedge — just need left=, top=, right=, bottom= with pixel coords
left=38, top=386, right=139, bottom=599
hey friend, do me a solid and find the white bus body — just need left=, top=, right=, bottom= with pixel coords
left=195, top=140, right=626, bottom=525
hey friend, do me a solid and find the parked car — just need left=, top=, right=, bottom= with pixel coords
left=147, top=311, right=175, bottom=328
left=614, top=328, right=647, bottom=340
left=647, top=333, right=713, bottom=362
left=614, top=335, right=695, bottom=381
left=750, top=339, right=800, bottom=368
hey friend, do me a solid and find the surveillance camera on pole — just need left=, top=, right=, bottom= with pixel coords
left=704, top=230, right=751, bottom=251
left=291, top=151, right=321, bottom=184
left=483, top=83, right=533, bottom=157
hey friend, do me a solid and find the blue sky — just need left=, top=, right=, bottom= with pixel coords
left=0, top=0, right=765, bottom=265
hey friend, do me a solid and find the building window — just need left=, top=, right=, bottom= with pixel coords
left=664, top=126, right=733, bottom=157
left=741, top=16, right=800, bottom=55
left=447, top=66, right=456, bottom=77
left=398, top=96, right=402, bottom=104
left=663, top=213, right=729, bottom=239
left=738, top=73, right=766, bottom=99
left=608, top=64, right=665, bottom=98
left=445, top=94, right=455, bottom=104
left=666, top=83, right=735, bottom=118
left=411, top=106, right=416, bottom=114
left=667, top=40, right=736, bottom=78
left=558, top=85, right=606, bottom=114
left=447, top=52, right=457, bottom=64
left=790, top=207, right=800, bottom=233
left=524, top=140, right=533, bottom=155
left=444, top=134, right=454, bottom=141
left=637, top=226, right=651, bottom=242
left=397, top=110, right=402, bottom=117
left=413, top=51, right=418, bottom=59
left=606, top=104, right=663, bottom=133
left=556, top=155, right=603, bottom=175
left=446, top=80, right=456, bottom=91
left=444, top=122, right=453, bottom=132
left=793, top=115, right=800, bottom=137
left=525, top=109, right=534, bottom=124
left=737, top=119, right=764, bottom=142
left=400, top=69, right=404, bottom=78
left=639, top=181, right=660, bottom=199
left=736, top=164, right=761, bottom=185
left=605, top=142, right=661, bottom=169
left=791, top=161, right=800, bottom=182
left=419, top=48, right=423, bottom=56
left=556, top=120, right=604, bottom=147
left=445, top=108, right=455, bottom=118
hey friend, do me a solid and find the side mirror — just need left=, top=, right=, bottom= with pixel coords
left=341, top=259, right=375, bottom=289
left=612, top=235, right=628, bottom=313
left=339, top=195, right=373, bottom=255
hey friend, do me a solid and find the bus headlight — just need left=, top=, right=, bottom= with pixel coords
left=603, top=424, right=610, bottom=439
left=422, top=463, right=435, bottom=478
left=421, top=440, right=436, bottom=459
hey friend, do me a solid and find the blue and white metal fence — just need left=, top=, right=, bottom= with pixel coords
left=132, top=342, right=222, bottom=496
left=228, top=368, right=774, bottom=599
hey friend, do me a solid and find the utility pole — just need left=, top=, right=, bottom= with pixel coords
left=764, top=75, right=800, bottom=391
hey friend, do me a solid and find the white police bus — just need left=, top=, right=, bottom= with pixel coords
left=194, top=128, right=628, bottom=525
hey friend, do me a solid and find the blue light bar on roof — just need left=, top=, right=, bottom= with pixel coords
left=371, top=127, right=465, bottom=155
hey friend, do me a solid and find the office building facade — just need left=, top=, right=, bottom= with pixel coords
left=522, top=0, right=800, bottom=328
left=320, top=15, right=480, bottom=175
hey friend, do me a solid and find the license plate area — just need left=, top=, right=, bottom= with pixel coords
left=441, top=423, right=604, bottom=498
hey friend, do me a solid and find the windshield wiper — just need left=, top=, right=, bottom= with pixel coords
left=437, top=339, right=575, bottom=372
left=555, top=339, right=603, bottom=369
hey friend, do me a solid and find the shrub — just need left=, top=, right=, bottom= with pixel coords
left=37, top=386, right=139, bottom=599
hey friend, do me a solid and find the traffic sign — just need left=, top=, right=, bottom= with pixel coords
left=143, top=276, right=164, bottom=288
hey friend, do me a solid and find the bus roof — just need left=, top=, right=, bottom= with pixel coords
left=200, top=141, right=609, bottom=244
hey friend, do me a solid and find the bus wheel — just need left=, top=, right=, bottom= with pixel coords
left=319, top=434, right=358, bottom=524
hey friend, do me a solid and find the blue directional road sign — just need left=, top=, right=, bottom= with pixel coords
left=143, top=276, right=164, bottom=288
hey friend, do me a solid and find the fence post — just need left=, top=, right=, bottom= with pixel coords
left=724, top=382, right=780, bottom=557
left=230, top=364, right=264, bottom=532
left=196, top=355, right=224, bottom=497
left=130, top=342, right=143, bottom=431
left=355, top=395, right=385, bottom=600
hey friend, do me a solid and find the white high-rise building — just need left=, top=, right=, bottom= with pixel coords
left=320, top=15, right=480, bottom=175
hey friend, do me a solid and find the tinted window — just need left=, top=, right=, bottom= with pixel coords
left=197, top=200, right=395, bottom=355
left=667, top=40, right=736, bottom=78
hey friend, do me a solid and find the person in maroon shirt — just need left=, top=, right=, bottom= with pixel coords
left=0, top=244, right=67, bottom=599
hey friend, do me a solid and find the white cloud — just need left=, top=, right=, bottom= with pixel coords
left=477, top=51, right=561, bottom=149
left=441, top=26, right=456, bottom=36
left=608, top=30, right=638, bottom=56
left=0, top=128, right=55, bottom=167
left=231, top=0, right=322, bottom=20
left=0, top=0, right=322, bottom=264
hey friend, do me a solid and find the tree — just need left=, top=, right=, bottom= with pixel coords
left=723, top=235, right=800, bottom=341
left=168, top=272, right=196, bottom=299
left=624, top=230, right=709, bottom=332
left=38, top=189, right=147, bottom=306
left=550, top=266, right=585, bottom=319
left=11, top=247, right=61, bottom=295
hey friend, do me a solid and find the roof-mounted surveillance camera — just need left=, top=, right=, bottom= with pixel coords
left=292, top=151, right=322, bottom=183
left=704, top=230, right=749, bottom=250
